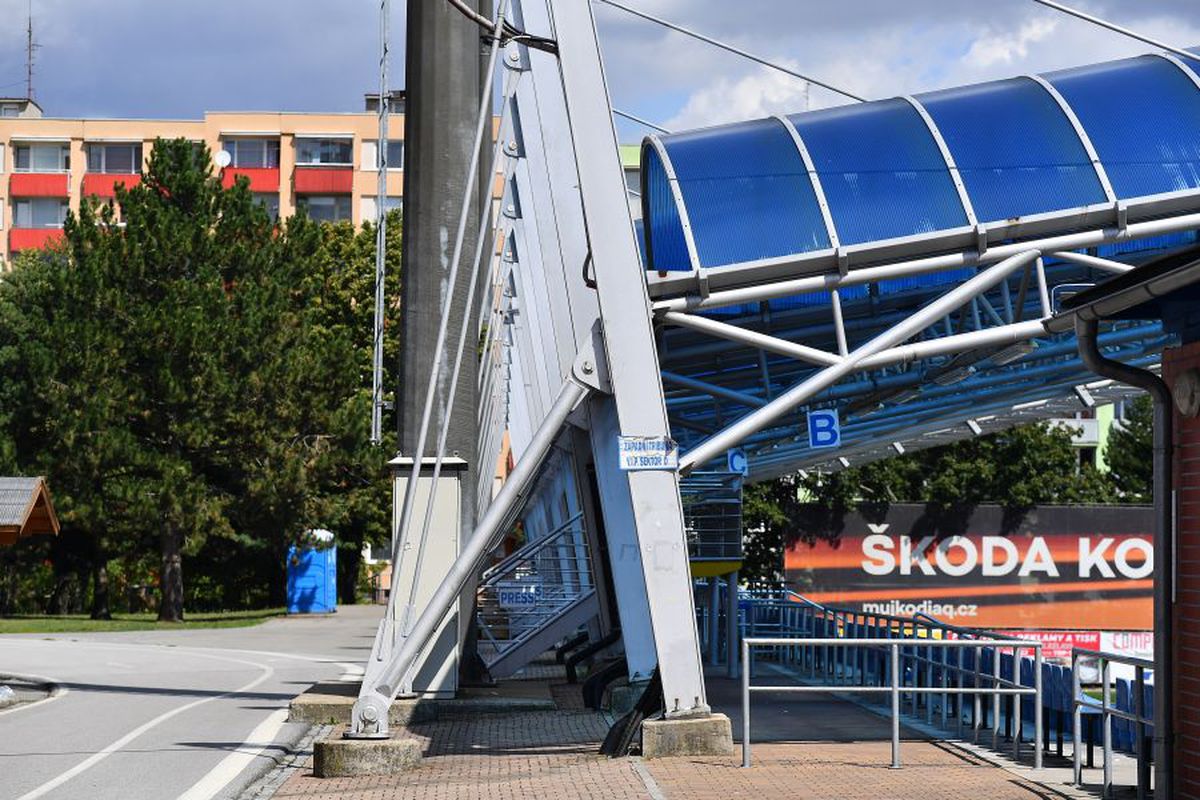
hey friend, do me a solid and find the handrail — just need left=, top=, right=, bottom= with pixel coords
left=1073, top=648, right=1154, bottom=671
left=737, top=590, right=1045, bottom=759
left=1072, top=648, right=1153, bottom=799
left=479, top=511, right=585, bottom=585
left=912, top=611, right=1036, bottom=643
left=741, top=636, right=1043, bottom=770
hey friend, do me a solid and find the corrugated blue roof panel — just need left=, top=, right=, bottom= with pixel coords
left=787, top=98, right=967, bottom=245
left=656, top=119, right=829, bottom=269
left=917, top=77, right=1108, bottom=221
left=1047, top=56, right=1200, bottom=199
left=641, top=142, right=691, bottom=272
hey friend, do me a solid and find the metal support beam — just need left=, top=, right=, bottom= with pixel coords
left=1050, top=250, right=1133, bottom=274
left=662, top=310, right=1047, bottom=374
left=679, top=250, right=1042, bottom=472
left=553, top=0, right=709, bottom=717
left=662, top=370, right=767, bottom=408
left=726, top=571, right=739, bottom=679
left=651, top=210, right=1200, bottom=312
left=349, top=377, right=591, bottom=736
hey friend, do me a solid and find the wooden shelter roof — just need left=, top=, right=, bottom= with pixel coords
left=0, top=477, right=61, bottom=546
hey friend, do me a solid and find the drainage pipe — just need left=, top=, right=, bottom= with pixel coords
left=1075, top=317, right=1173, bottom=799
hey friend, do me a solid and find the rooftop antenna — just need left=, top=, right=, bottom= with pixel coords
left=26, top=0, right=36, bottom=100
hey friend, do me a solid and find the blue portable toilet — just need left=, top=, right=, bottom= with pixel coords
left=287, top=529, right=337, bottom=614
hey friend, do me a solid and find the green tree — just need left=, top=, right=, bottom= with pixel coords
left=1105, top=394, right=1153, bottom=502
left=291, top=217, right=401, bottom=604
left=1, top=139, right=401, bottom=619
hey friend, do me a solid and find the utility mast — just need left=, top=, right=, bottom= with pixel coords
left=369, top=0, right=389, bottom=445
left=26, top=2, right=35, bottom=100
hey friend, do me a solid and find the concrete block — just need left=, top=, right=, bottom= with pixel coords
left=313, top=727, right=423, bottom=777
left=641, top=713, right=735, bottom=758
left=289, top=682, right=436, bottom=727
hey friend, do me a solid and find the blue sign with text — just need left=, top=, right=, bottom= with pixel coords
left=807, top=410, right=841, bottom=449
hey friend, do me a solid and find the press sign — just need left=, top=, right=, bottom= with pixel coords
left=497, top=580, right=544, bottom=609
left=618, top=435, right=679, bottom=471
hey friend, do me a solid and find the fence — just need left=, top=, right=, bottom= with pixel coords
left=740, top=635, right=1043, bottom=769
left=1073, top=648, right=1154, bottom=800
left=732, top=590, right=1152, bottom=793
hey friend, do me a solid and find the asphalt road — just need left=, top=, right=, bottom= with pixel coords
left=0, top=604, right=383, bottom=800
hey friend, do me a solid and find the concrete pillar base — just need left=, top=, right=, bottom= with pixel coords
left=641, top=713, right=735, bottom=758
left=313, top=727, right=423, bottom=777
left=289, top=683, right=437, bottom=727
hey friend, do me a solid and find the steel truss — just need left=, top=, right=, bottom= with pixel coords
left=351, top=0, right=709, bottom=737
left=351, top=0, right=1198, bottom=742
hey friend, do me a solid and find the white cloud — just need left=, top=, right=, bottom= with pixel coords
left=964, top=18, right=1060, bottom=69
left=665, top=61, right=813, bottom=130
left=599, top=1, right=1200, bottom=135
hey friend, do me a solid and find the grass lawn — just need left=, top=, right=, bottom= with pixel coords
left=0, top=608, right=285, bottom=634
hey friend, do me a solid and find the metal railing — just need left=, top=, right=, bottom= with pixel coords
left=680, top=470, right=743, bottom=561
left=475, top=511, right=594, bottom=668
left=1072, top=648, right=1154, bottom=800
left=741, top=636, right=1043, bottom=770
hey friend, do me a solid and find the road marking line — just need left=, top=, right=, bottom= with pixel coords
left=14, top=653, right=274, bottom=800
left=175, top=708, right=290, bottom=800
left=3, top=638, right=365, bottom=668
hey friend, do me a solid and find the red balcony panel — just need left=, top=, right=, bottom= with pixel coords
left=293, top=167, right=354, bottom=194
left=82, top=173, right=141, bottom=199
left=221, top=168, right=280, bottom=192
left=9, top=173, right=69, bottom=197
left=9, top=228, right=65, bottom=253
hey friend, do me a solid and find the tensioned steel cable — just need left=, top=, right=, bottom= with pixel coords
left=612, top=107, right=671, bottom=134
left=1031, top=0, right=1200, bottom=64
left=594, top=0, right=867, bottom=102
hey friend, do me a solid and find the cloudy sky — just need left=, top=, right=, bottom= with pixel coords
left=0, top=1, right=1198, bottom=140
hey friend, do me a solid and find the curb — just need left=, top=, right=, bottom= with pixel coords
left=0, top=671, right=65, bottom=714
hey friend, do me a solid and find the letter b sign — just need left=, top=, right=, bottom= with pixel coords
left=808, top=409, right=840, bottom=449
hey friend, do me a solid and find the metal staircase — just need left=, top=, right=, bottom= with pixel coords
left=475, top=511, right=599, bottom=679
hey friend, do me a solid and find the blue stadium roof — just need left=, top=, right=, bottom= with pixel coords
left=637, top=52, right=1200, bottom=479
left=642, top=52, right=1200, bottom=279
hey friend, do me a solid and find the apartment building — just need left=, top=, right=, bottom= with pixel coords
left=0, top=95, right=406, bottom=262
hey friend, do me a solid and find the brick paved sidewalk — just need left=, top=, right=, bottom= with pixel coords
left=272, top=709, right=648, bottom=799
left=647, top=741, right=1073, bottom=800
left=268, top=687, right=1077, bottom=800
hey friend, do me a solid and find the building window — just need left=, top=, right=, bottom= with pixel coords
left=13, top=143, right=70, bottom=172
left=361, top=140, right=403, bottom=170
left=295, top=138, right=353, bottom=166
left=14, top=198, right=68, bottom=228
left=361, top=196, right=401, bottom=222
left=0, top=104, right=19, bottom=117
left=87, top=143, right=143, bottom=174
left=253, top=193, right=280, bottom=220
left=222, top=138, right=280, bottom=169
left=298, top=195, right=352, bottom=223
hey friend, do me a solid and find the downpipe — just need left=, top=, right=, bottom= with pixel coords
left=1075, top=317, right=1173, bottom=799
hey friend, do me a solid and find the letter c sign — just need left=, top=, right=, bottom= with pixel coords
left=808, top=409, right=841, bottom=449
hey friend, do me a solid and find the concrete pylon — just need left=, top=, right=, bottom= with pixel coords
left=398, top=0, right=492, bottom=685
